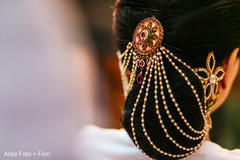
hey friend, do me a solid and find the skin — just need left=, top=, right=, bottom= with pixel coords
left=212, top=48, right=240, bottom=112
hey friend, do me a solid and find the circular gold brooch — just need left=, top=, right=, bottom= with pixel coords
left=132, top=16, right=164, bottom=56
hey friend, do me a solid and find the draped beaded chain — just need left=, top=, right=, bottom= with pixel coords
left=117, top=16, right=225, bottom=159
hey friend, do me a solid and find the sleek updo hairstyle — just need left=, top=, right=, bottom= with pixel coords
left=113, top=0, right=240, bottom=159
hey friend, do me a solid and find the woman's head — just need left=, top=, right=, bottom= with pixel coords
left=113, top=0, right=240, bottom=63
left=113, top=0, right=240, bottom=159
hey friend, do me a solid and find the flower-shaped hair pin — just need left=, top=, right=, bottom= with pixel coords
left=194, top=52, right=225, bottom=102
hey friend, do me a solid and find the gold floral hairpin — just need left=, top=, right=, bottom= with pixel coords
left=117, top=16, right=225, bottom=159
left=194, top=52, right=225, bottom=111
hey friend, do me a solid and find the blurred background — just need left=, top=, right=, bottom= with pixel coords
left=0, top=0, right=239, bottom=159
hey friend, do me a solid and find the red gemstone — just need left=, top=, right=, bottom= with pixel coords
left=140, top=32, right=145, bottom=38
left=137, top=74, right=143, bottom=84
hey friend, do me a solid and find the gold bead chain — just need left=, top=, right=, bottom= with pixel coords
left=160, top=49, right=209, bottom=135
left=155, top=53, right=206, bottom=151
left=137, top=56, right=198, bottom=158
left=156, top=53, right=206, bottom=140
left=118, top=42, right=133, bottom=98
left=131, top=59, right=154, bottom=160
left=162, top=48, right=208, bottom=115
left=122, top=47, right=211, bottom=159
left=126, top=59, right=137, bottom=96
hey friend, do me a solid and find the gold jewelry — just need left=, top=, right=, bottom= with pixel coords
left=117, top=16, right=225, bottom=159
left=194, top=52, right=225, bottom=111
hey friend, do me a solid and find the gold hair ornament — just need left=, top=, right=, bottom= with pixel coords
left=117, top=16, right=225, bottom=159
left=194, top=52, right=225, bottom=111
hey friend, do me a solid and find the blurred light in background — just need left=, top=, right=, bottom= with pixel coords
left=0, top=0, right=99, bottom=159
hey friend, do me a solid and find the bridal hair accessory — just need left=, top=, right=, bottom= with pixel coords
left=194, top=52, right=225, bottom=111
left=117, top=16, right=225, bottom=159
